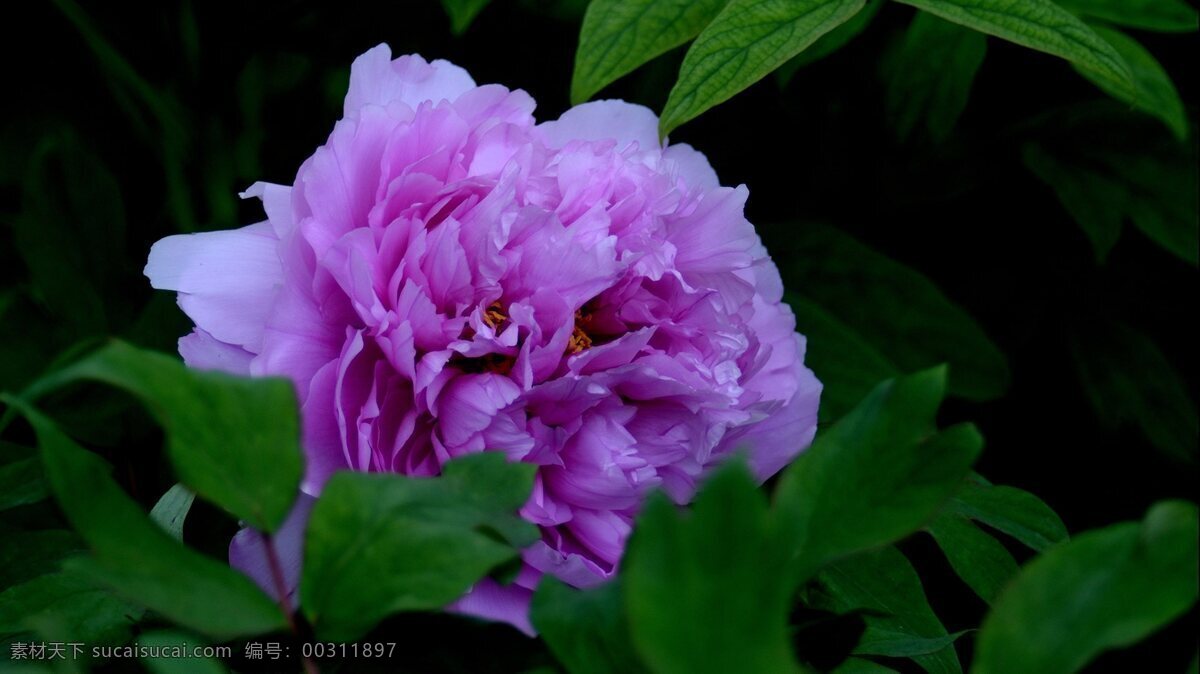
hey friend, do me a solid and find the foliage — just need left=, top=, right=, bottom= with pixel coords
left=1, top=0, right=1195, bottom=672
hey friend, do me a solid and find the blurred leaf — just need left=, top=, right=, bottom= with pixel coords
left=779, top=223, right=1009, bottom=401
left=973, top=501, right=1199, bottom=674
left=149, top=483, right=195, bottom=541
left=1056, top=0, right=1198, bottom=32
left=139, top=631, right=229, bottom=674
left=785, top=293, right=898, bottom=422
left=0, top=291, right=68, bottom=392
left=1075, top=26, right=1187, bottom=140
left=14, top=134, right=126, bottom=336
left=0, top=570, right=140, bottom=646
left=948, top=480, right=1067, bottom=552
left=442, top=0, right=494, bottom=34
left=774, top=367, right=982, bottom=582
left=831, top=659, right=900, bottom=673
left=301, top=453, right=537, bottom=641
left=571, top=0, right=727, bottom=105
left=884, top=12, right=987, bottom=142
left=893, top=0, right=1135, bottom=100
left=532, top=577, right=649, bottom=674
left=0, top=529, right=85, bottom=588
left=660, top=0, right=866, bottom=136
left=814, top=547, right=963, bottom=673
left=927, top=512, right=1020, bottom=603
left=777, top=0, right=882, bottom=82
left=0, top=457, right=47, bottom=512
left=854, top=629, right=968, bottom=657
left=32, top=340, right=303, bottom=532
left=4, top=396, right=288, bottom=639
left=1070, top=321, right=1198, bottom=463
left=625, top=461, right=805, bottom=674
left=51, top=0, right=195, bottom=231
left=1022, top=143, right=1124, bottom=260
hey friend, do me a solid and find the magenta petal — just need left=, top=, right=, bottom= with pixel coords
left=228, top=494, right=315, bottom=602
left=447, top=578, right=535, bottom=636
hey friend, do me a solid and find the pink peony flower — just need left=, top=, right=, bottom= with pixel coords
left=145, top=44, right=821, bottom=634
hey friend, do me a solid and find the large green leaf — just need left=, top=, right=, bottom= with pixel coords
left=778, top=224, right=1009, bottom=400
left=301, top=453, right=537, bottom=641
left=1055, top=0, right=1198, bottom=32
left=973, top=501, right=1199, bottom=674
left=659, top=0, right=866, bottom=135
left=947, top=480, right=1067, bottom=552
left=531, top=577, right=649, bottom=674
left=773, top=367, right=982, bottom=582
left=1070, top=321, right=1197, bottom=463
left=927, top=512, right=1020, bottom=603
left=777, top=0, right=882, bottom=82
left=1075, top=26, right=1187, bottom=140
left=884, top=12, right=987, bottom=142
left=138, top=631, right=230, bottom=674
left=624, top=462, right=806, bottom=674
left=4, top=396, right=288, bottom=640
left=814, top=547, right=963, bottom=674
left=0, top=570, right=140, bottom=646
left=30, top=340, right=303, bottom=532
left=785, top=293, right=898, bottom=423
left=571, top=0, right=728, bottom=104
left=893, top=0, right=1135, bottom=100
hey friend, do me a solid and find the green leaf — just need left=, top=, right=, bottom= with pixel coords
left=441, top=0, right=493, bottom=35
left=3, top=396, right=288, bottom=639
left=138, top=631, right=229, bottom=674
left=301, top=453, right=537, bottom=641
left=814, top=547, right=963, bottom=673
left=13, top=133, right=126, bottom=337
left=571, top=0, right=728, bottom=104
left=973, top=501, right=1199, bottom=674
left=624, top=462, right=805, bottom=674
left=0, top=570, right=140, bottom=646
left=660, top=0, right=866, bottom=136
left=1055, top=0, right=1198, bottom=32
left=884, top=12, right=987, bottom=142
left=948, top=481, right=1067, bottom=552
left=0, top=457, right=48, bottom=512
left=775, top=367, right=982, bottom=581
left=149, top=484, right=195, bottom=541
left=854, top=629, right=969, bottom=657
left=31, top=340, right=303, bottom=532
left=777, top=0, right=882, bottom=82
left=531, top=577, right=649, bottom=674
left=893, top=0, right=1135, bottom=100
left=778, top=224, right=1009, bottom=400
left=0, top=529, right=85, bottom=588
left=1021, top=143, right=1124, bottom=260
left=1075, top=26, right=1187, bottom=140
left=1070, top=321, right=1198, bottom=463
left=784, top=293, right=898, bottom=423
left=927, top=512, right=1020, bottom=603
left=830, top=659, right=900, bottom=673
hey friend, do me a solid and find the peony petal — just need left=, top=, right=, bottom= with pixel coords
left=536, top=100, right=661, bottom=151
left=228, top=494, right=315, bottom=601
left=178, top=328, right=254, bottom=375
left=145, top=222, right=283, bottom=352
left=447, top=578, right=535, bottom=636
left=662, top=142, right=720, bottom=191
left=344, top=44, right=476, bottom=116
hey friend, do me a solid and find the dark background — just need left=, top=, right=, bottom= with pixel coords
left=1, top=1, right=1195, bottom=671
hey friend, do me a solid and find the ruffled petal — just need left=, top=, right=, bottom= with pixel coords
left=145, top=222, right=282, bottom=352
left=344, top=44, right=476, bottom=117
left=536, top=100, right=661, bottom=151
